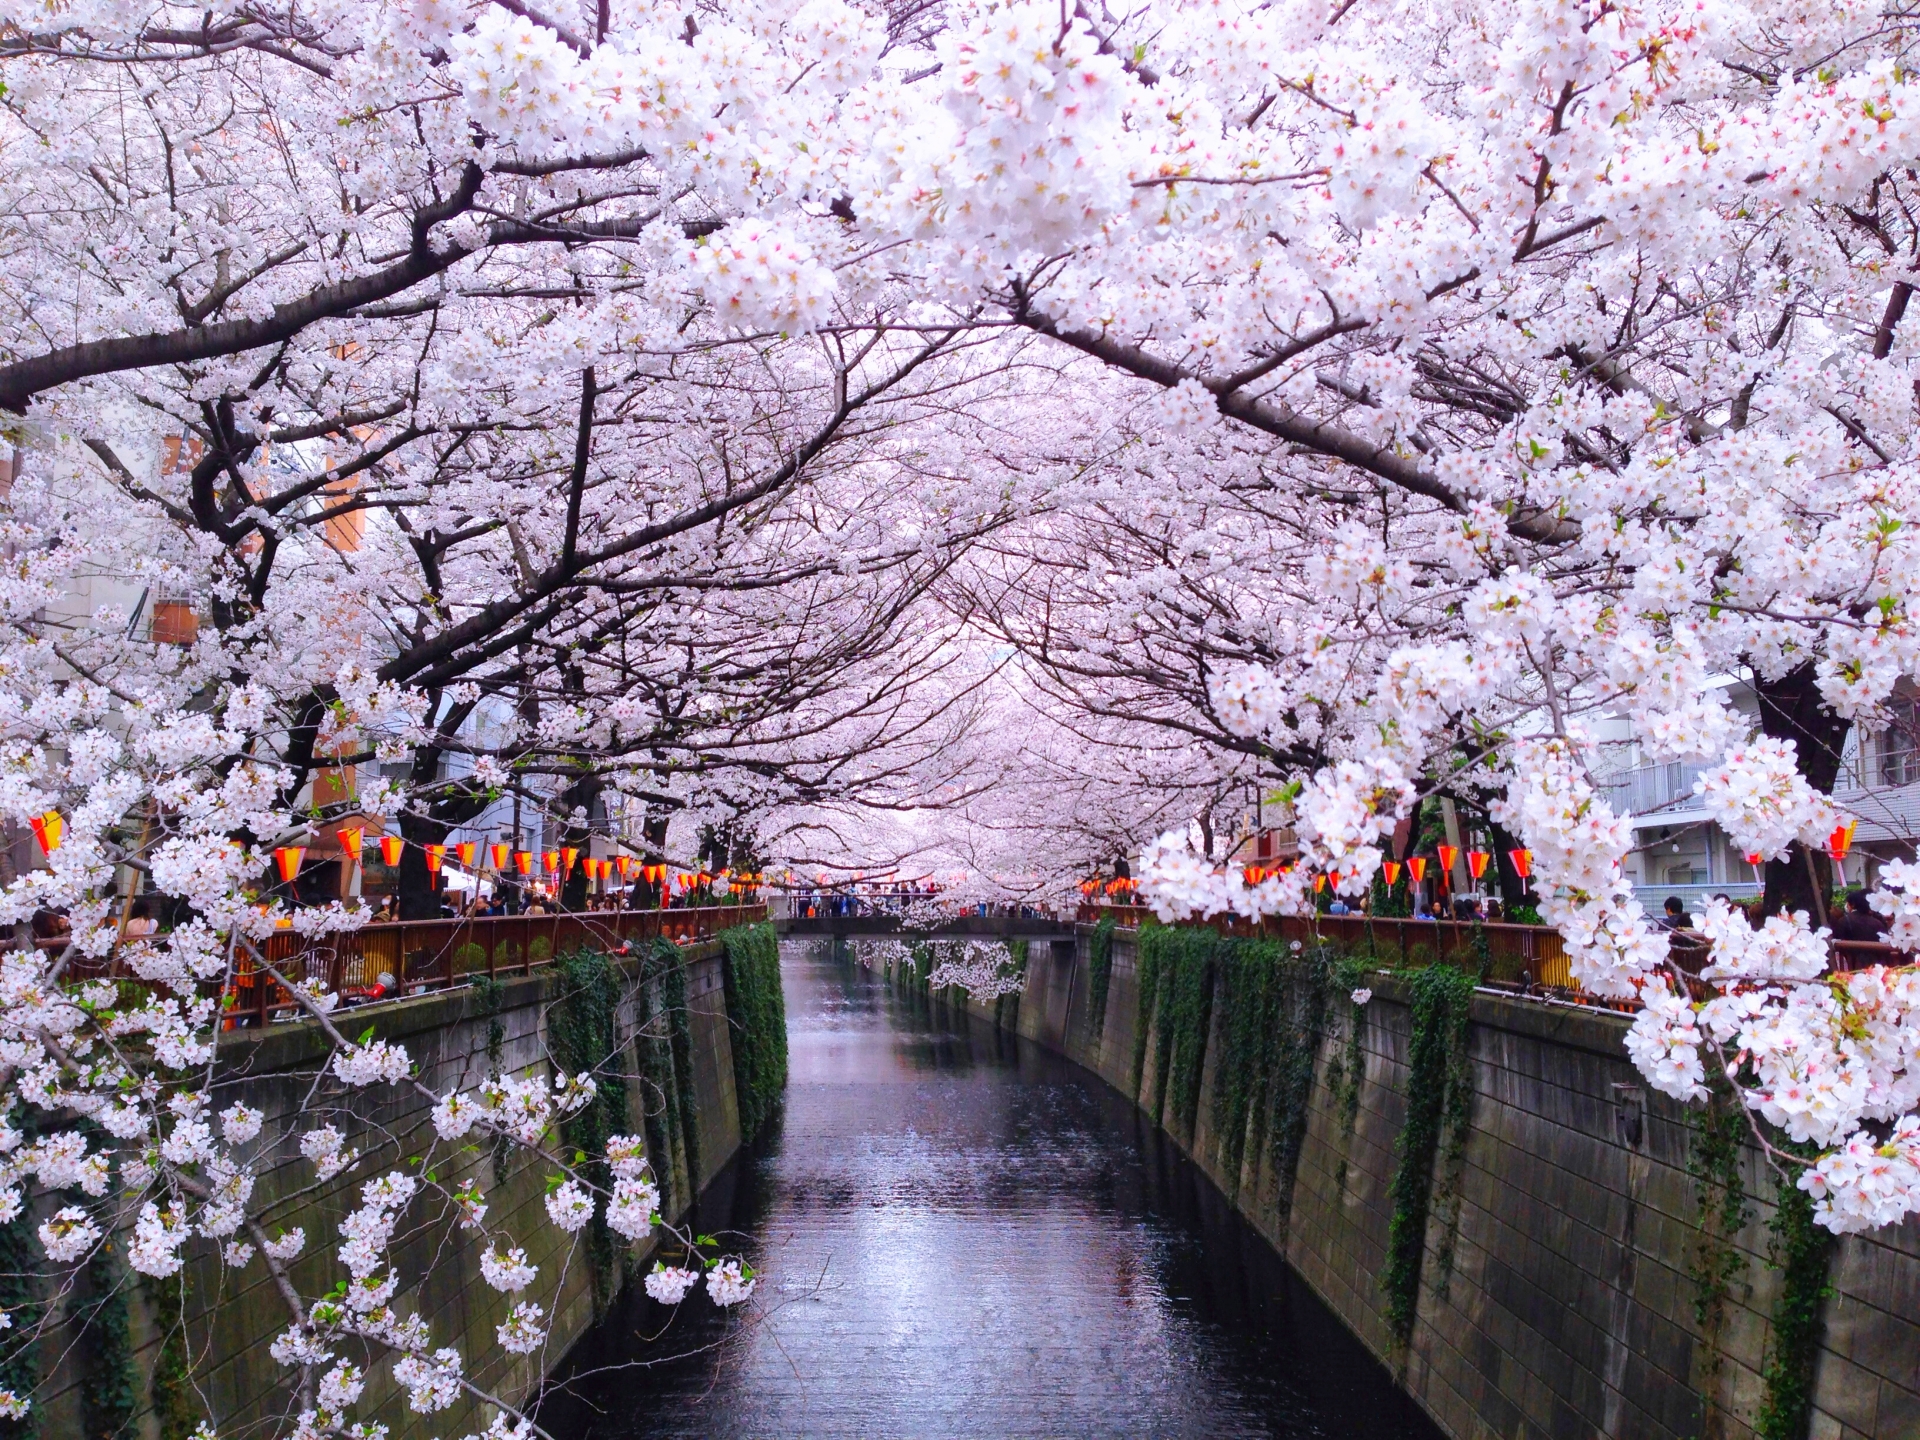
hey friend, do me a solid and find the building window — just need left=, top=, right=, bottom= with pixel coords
left=1882, top=700, right=1920, bottom=787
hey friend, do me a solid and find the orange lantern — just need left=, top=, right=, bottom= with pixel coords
left=424, top=844, right=445, bottom=875
left=378, top=835, right=404, bottom=867
left=456, top=841, right=477, bottom=867
left=273, top=845, right=306, bottom=883
left=28, top=811, right=62, bottom=855
left=490, top=842, right=511, bottom=870
left=513, top=850, right=534, bottom=875
left=1313, top=873, right=1327, bottom=894
left=336, top=826, right=363, bottom=863
left=1382, top=860, right=1402, bottom=887
left=589, top=858, right=606, bottom=881
left=1437, top=844, right=1459, bottom=879
left=616, top=855, right=633, bottom=880
left=1828, top=821, right=1857, bottom=863
left=1743, top=851, right=1764, bottom=867
left=561, top=846, right=579, bottom=876
left=1407, top=856, right=1428, bottom=884
left=1467, top=850, right=1490, bottom=881
left=1507, top=848, right=1532, bottom=880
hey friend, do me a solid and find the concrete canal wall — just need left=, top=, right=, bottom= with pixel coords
left=32, top=938, right=757, bottom=1440
left=942, top=928, right=1920, bottom=1440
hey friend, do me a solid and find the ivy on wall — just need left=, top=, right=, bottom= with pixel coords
left=1087, top=915, right=1117, bottom=1041
left=1381, top=962, right=1476, bottom=1342
left=1326, top=956, right=1370, bottom=1197
left=1755, top=1145, right=1837, bottom=1440
left=656, top=941, right=702, bottom=1198
left=0, top=1210, right=41, bottom=1440
left=144, top=1272, right=196, bottom=1440
left=1687, top=1070, right=1752, bottom=1436
left=720, top=922, right=789, bottom=1145
left=1263, top=945, right=1336, bottom=1233
left=78, top=1229, right=136, bottom=1440
left=1134, top=927, right=1218, bottom=1139
left=547, top=948, right=631, bottom=1312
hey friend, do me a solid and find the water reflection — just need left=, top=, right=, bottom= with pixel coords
left=539, top=943, right=1441, bottom=1439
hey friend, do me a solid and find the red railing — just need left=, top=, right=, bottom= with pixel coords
left=227, top=904, right=766, bottom=1028
left=1074, top=904, right=1914, bottom=1011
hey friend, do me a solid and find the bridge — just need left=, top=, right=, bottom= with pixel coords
left=777, top=912, right=1075, bottom=940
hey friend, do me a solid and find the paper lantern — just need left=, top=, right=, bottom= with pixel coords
left=379, top=835, right=404, bottom=867
left=561, top=846, right=579, bottom=876
left=1382, top=860, right=1402, bottom=887
left=513, top=850, right=533, bottom=875
left=1437, top=844, right=1459, bottom=877
left=616, top=855, right=633, bottom=879
left=1467, top=850, right=1489, bottom=880
left=542, top=850, right=560, bottom=874
left=336, top=827, right=363, bottom=863
left=1080, top=879, right=1096, bottom=896
left=490, top=842, right=510, bottom=870
left=28, top=811, right=62, bottom=855
left=456, top=841, right=476, bottom=866
left=1507, top=849, right=1532, bottom=880
left=1243, top=864, right=1265, bottom=885
left=1828, top=821, right=1857, bottom=863
left=424, top=844, right=445, bottom=875
left=273, top=845, right=306, bottom=883
left=1743, top=851, right=1763, bottom=867
left=1313, top=873, right=1327, bottom=893
left=1407, top=856, right=1428, bottom=884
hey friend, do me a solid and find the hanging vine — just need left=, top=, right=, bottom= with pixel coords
left=0, top=1209, right=40, bottom=1440
left=720, top=922, right=789, bottom=1144
left=1087, top=914, right=1117, bottom=1042
left=78, top=1223, right=136, bottom=1440
left=1687, top=1069, right=1752, bottom=1436
left=144, top=1271, right=195, bottom=1440
left=1263, top=944, right=1336, bottom=1234
left=1136, top=927, right=1216, bottom=1136
left=1327, top=956, right=1370, bottom=1197
left=1381, top=963, right=1477, bottom=1341
left=1754, top=1142, right=1838, bottom=1440
left=1209, top=937, right=1281, bottom=1197
left=547, top=948, right=630, bottom=1313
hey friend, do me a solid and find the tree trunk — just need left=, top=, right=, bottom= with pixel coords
left=397, top=810, right=450, bottom=920
left=1753, top=662, right=1850, bottom=922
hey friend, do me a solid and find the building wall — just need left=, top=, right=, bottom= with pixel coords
left=945, top=928, right=1920, bottom=1440
left=35, top=942, right=744, bottom=1440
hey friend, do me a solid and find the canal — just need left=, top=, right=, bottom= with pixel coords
left=539, top=941, right=1443, bottom=1438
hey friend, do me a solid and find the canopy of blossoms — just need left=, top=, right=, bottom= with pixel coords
left=3, top=0, right=1920, bottom=1436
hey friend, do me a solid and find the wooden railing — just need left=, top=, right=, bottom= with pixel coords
left=228, top=904, right=767, bottom=1028
left=1074, top=904, right=1914, bottom=1010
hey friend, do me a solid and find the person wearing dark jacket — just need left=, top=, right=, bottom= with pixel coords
left=1831, top=888, right=1892, bottom=943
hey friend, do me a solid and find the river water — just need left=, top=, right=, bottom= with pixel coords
left=539, top=941, right=1442, bottom=1439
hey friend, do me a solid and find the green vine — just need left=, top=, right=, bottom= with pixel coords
left=1087, top=915, right=1117, bottom=1041
left=1327, top=957, right=1369, bottom=1196
left=1209, top=937, right=1281, bottom=1196
left=720, top=922, right=788, bottom=1144
left=144, top=1271, right=196, bottom=1440
left=1135, top=927, right=1217, bottom=1136
left=471, top=976, right=510, bottom=1181
left=0, top=1208, right=41, bottom=1440
left=78, top=1225, right=136, bottom=1440
left=660, top=947, right=702, bottom=1198
left=1263, top=944, right=1336, bottom=1232
left=1687, top=1069, right=1752, bottom=1434
left=1381, top=963, right=1476, bottom=1342
left=546, top=948, right=630, bottom=1313
left=633, top=947, right=688, bottom=1218
left=1755, top=1143, right=1837, bottom=1440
